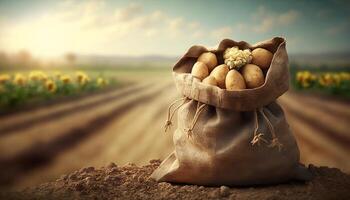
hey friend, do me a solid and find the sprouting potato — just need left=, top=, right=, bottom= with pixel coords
left=202, top=76, right=217, bottom=86
left=224, top=47, right=252, bottom=70
left=198, top=52, right=218, bottom=72
left=210, top=64, right=229, bottom=89
left=251, top=48, right=273, bottom=69
left=225, top=69, right=246, bottom=90
left=191, top=61, right=209, bottom=80
left=241, top=64, right=265, bottom=89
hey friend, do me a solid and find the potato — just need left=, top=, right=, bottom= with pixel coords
left=241, top=64, right=265, bottom=89
left=202, top=76, right=217, bottom=86
left=210, top=64, right=229, bottom=89
left=191, top=61, right=209, bottom=80
left=251, top=48, right=273, bottom=69
left=198, top=52, right=217, bottom=71
left=225, top=69, right=246, bottom=90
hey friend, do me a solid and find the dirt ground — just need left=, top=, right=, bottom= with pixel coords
left=2, top=160, right=349, bottom=200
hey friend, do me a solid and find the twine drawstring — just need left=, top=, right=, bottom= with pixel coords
left=185, top=103, right=207, bottom=138
left=260, top=108, right=284, bottom=151
left=251, top=109, right=268, bottom=146
left=164, top=97, right=187, bottom=133
left=251, top=108, right=283, bottom=151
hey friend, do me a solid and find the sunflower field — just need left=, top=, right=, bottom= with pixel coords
left=293, top=70, right=350, bottom=98
left=0, top=70, right=114, bottom=109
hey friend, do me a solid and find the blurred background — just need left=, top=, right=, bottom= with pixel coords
left=0, top=0, right=349, bottom=190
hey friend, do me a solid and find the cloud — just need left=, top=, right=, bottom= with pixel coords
left=115, top=3, right=143, bottom=22
left=0, top=0, right=234, bottom=57
left=253, top=18, right=274, bottom=33
left=145, top=29, right=158, bottom=37
left=278, top=10, right=300, bottom=25
left=252, top=6, right=300, bottom=33
left=325, top=23, right=349, bottom=35
left=188, top=22, right=200, bottom=30
left=192, top=30, right=204, bottom=39
left=211, top=27, right=233, bottom=39
left=316, top=9, right=332, bottom=18
left=168, top=17, right=185, bottom=35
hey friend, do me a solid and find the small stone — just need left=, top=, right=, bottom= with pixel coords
left=81, top=166, right=95, bottom=173
left=209, top=189, right=220, bottom=198
left=308, top=164, right=317, bottom=170
left=107, top=167, right=118, bottom=174
left=84, top=177, right=92, bottom=185
left=125, top=162, right=136, bottom=167
left=220, top=186, right=230, bottom=197
left=74, top=182, right=84, bottom=191
left=229, top=194, right=237, bottom=200
left=79, top=172, right=88, bottom=178
left=60, top=174, right=68, bottom=181
left=266, top=194, right=279, bottom=200
left=137, top=175, right=145, bottom=182
left=107, top=162, right=117, bottom=168
left=158, top=182, right=171, bottom=189
left=149, top=159, right=161, bottom=165
left=198, top=186, right=205, bottom=190
left=68, top=174, right=77, bottom=180
left=124, top=171, right=132, bottom=175
left=104, top=175, right=112, bottom=182
left=131, top=174, right=138, bottom=180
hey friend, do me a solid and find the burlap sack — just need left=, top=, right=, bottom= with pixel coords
left=151, top=37, right=312, bottom=186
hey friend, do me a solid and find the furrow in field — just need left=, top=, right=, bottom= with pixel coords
left=128, top=113, right=174, bottom=165
left=0, top=82, right=152, bottom=136
left=89, top=85, right=177, bottom=166
left=0, top=82, right=172, bottom=185
left=141, top=115, right=175, bottom=163
left=285, top=92, right=350, bottom=119
left=0, top=84, right=134, bottom=117
left=279, top=95, right=350, bottom=147
left=0, top=83, right=160, bottom=159
left=117, top=91, right=178, bottom=165
left=63, top=83, right=176, bottom=167
left=284, top=109, right=350, bottom=173
left=295, top=131, right=343, bottom=170
left=13, top=82, right=175, bottom=188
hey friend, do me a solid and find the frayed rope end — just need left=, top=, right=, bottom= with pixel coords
left=250, top=133, right=268, bottom=146
left=268, top=138, right=284, bottom=151
left=185, top=128, right=193, bottom=138
left=164, top=120, right=172, bottom=133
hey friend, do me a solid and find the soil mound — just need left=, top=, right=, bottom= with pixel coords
left=2, top=160, right=350, bottom=200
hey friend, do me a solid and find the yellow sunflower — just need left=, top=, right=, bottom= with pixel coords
left=29, top=71, right=48, bottom=81
left=0, top=74, right=11, bottom=84
left=97, top=77, right=108, bottom=87
left=45, top=80, right=57, bottom=93
left=76, top=71, right=90, bottom=85
left=13, top=73, right=26, bottom=86
left=60, top=75, right=72, bottom=84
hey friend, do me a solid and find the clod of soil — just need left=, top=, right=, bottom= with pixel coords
left=1, top=160, right=350, bottom=200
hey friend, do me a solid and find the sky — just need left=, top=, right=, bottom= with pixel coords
left=0, top=0, right=349, bottom=57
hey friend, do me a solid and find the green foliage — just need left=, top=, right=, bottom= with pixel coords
left=291, top=69, right=350, bottom=98
left=0, top=70, right=116, bottom=110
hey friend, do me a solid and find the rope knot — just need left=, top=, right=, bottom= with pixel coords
left=251, top=108, right=284, bottom=152
left=163, top=97, right=187, bottom=133
left=268, top=138, right=284, bottom=151
left=185, top=128, right=193, bottom=138
left=185, top=103, right=207, bottom=138
left=250, top=133, right=268, bottom=146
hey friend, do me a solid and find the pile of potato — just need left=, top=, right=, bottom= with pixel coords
left=191, top=47, right=273, bottom=90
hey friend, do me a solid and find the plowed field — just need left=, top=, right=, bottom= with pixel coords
left=0, top=72, right=349, bottom=189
